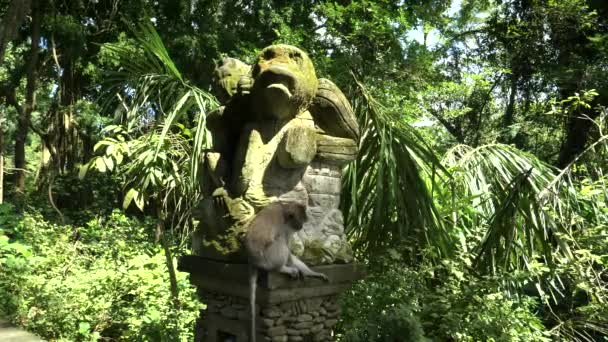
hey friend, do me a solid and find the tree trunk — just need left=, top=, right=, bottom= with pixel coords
left=157, top=206, right=180, bottom=309
left=0, top=113, right=4, bottom=204
left=501, top=73, right=518, bottom=142
left=0, top=0, right=32, bottom=63
left=556, top=102, right=597, bottom=169
left=14, top=0, right=42, bottom=193
left=555, top=81, right=607, bottom=168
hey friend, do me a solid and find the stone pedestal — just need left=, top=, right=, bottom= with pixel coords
left=178, top=256, right=364, bottom=342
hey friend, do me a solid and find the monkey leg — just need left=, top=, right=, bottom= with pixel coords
left=288, top=254, right=329, bottom=281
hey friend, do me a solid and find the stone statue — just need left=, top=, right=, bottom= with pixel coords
left=192, top=44, right=359, bottom=265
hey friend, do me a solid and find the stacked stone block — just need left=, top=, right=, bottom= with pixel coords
left=179, top=256, right=363, bottom=342
left=197, top=291, right=341, bottom=341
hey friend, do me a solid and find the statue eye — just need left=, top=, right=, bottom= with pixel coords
left=289, top=52, right=302, bottom=64
left=264, top=49, right=275, bottom=60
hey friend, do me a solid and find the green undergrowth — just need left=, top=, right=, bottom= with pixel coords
left=0, top=205, right=200, bottom=342
left=336, top=251, right=550, bottom=342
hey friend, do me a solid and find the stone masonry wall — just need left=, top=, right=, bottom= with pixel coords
left=196, top=290, right=340, bottom=341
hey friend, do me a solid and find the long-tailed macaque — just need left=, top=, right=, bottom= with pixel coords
left=244, top=202, right=328, bottom=342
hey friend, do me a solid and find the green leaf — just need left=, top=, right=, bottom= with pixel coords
left=78, top=322, right=91, bottom=334
left=104, top=157, right=114, bottom=171
left=156, top=91, right=192, bottom=156
left=115, top=151, right=124, bottom=165
left=95, top=158, right=107, bottom=173
left=93, top=140, right=109, bottom=152
left=78, top=164, right=90, bottom=179
left=134, top=192, right=145, bottom=212
left=123, top=188, right=138, bottom=209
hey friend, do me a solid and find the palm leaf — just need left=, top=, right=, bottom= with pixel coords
left=443, top=144, right=575, bottom=274
left=342, top=80, right=452, bottom=259
left=100, top=21, right=217, bottom=187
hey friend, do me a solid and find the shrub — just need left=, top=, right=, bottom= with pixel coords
left=337, top=251, right=550, bottom=342
left=0, top=205, right=200, bottom=341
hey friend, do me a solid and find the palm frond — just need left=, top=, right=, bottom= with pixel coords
left=100, top=22, right=218, bottom=186
left=342, top=80, right=452, bottom=260
left=443, top=144, right=575, bottom=274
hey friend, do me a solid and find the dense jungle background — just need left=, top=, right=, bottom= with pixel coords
left=1, top=0, right=608, bottom=341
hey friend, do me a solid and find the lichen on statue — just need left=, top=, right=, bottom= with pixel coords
left=212, top=57, right=251, bottom=103
left=192, top=44, right=360, bottom=265
left=250, top=45, right=318, bottom=120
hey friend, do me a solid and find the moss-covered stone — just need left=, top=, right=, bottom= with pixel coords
left=278, top=126, right=317, bottom=168
left=193, top=45, right=359, bottom=265
left=251, top=45, right=318, bottom=120
left=212, top=57, right=251, bottom=103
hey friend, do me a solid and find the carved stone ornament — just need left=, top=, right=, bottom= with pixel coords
left=192, top=44, right=360, bottom=265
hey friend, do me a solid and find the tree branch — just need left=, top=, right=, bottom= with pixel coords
left=427, top=107, right=465, bottom=143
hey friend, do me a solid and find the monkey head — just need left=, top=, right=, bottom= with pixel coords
left=251, top=45, right=318, bottom=120
left=281, top=202, right=308, bottom=231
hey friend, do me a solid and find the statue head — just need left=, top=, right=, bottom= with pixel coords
left=251, top=45, right=318, bottom=120
left=212, top=57, right=251, bottom=103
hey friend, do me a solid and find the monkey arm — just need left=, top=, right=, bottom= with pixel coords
left=279, top=264, right=301, bottom=278
left=277, top=125, right=318, bottom=168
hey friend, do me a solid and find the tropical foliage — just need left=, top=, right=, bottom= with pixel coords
left=0, top=0, right=607, bottom=341
left=0, top=206, right=199, bottom=341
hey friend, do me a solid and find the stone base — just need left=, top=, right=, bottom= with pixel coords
left=178, top=256, right=365, bottom=342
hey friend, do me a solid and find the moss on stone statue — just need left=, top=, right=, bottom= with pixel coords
left=298, top=238, right=354, bottom=265
left=212, top=57, right=251, bottom=103
left=201, top=225, right=245, bottom=256
left=199, top=192, right=255, bottom=256
left=335, top=242, right=354, bottom=263
left=252, top=45, right=318, bottom=118
left=194, top=44, right=360, bottom=265
left=278, top=126, right=317, bottom=168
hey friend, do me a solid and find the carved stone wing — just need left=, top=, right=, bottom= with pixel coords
left=310, top=78, right=360, bottom=140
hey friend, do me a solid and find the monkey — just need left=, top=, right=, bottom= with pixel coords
left=244, top=201, right=328, bottom=342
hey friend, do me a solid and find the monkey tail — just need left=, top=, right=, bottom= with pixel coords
left=249, top=266, right=258, bottom=342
